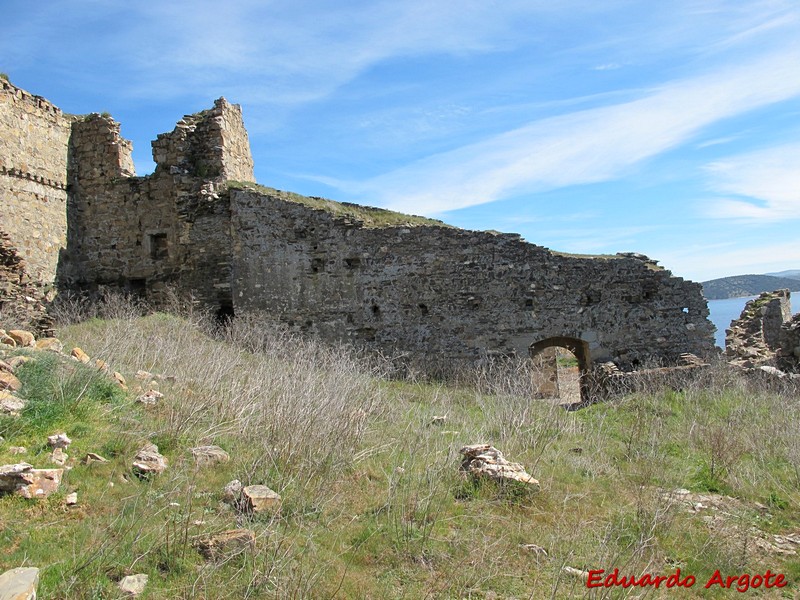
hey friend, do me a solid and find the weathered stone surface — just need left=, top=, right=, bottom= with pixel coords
left=194, top=529, right=255, bottom=560
left=118, top=574, right=148, bottom=597
left=0, top=359, right=13, bottom=373
left=7, top=330, right=35, bottom=347
left=8, top=447, right=26, bottom=455
left=222, top=479, right=243, bottom=504
left=190, top=445, right=230, bottom=467
left=47, top=432, right=71, bottom=449
left=135, top=389, right=163, bottom=405
left=0, top=391, right=25, bottom=415
left=132, top=443, right=167, bottom=476
left=0, top=566, right=39, bottom=600
left=459, top=444, right=540, bottom=490
left=50, top=447, right=68, bottom=466
left=242, top=484, right=281, bottom=514
left=35, top=337, right=62, bottom=352
left=112, top=371, right=127, bottom=389
left=0, top=371, right=22, bottom=392
left=82, top=452, right=108, bottom=464
left=0, top=463, right=63, bottom=498
left=0, top=331, right=16, bottom=348
left=5, top=356, right=31, bottom=370
left=65, top=491, right=78, bottom=505
left=726, top=290, right=791, bottom=367
left=70, top=347, right=90, bottom=363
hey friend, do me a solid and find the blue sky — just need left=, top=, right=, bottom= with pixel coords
left=3, top=0, right=799, bottom=282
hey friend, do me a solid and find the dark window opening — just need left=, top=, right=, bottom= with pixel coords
left=345, top=257, right=361, bottom=269
left=149, top=233, right=168, bottom=260
left=418, top=303, right=429, bottom=315
left=127, top=278, right=146, bottom=296
left=215, top=302, right=235, bottom=325
left=310, top=257, right=324, bottom=273
left=371, top=304, right=381, bottom=316
left=525, top=298, right=534, bottom=308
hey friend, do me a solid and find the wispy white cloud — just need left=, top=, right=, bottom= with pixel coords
left=704, top=143, right=800, bottom=220
left=327, top=47, right=800, bottom=214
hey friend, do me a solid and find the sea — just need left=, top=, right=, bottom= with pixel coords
left=707, top=295, right=799, bottom=349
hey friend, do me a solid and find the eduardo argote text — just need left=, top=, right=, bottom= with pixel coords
left=587, top=568, right=787, bottom=592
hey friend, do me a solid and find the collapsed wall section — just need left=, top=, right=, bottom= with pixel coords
left=230, top=189, right=716, bottom=371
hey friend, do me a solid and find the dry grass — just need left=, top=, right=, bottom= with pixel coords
left=1, top=294, right=799, bottom=598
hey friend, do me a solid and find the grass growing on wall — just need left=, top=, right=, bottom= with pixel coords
left=227, top=180, right=453, bottom=229
left=1, top=297, right=800, bottom=598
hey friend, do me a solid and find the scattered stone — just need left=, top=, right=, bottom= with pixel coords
left=429, top=415, right=447, bottom=426
left=95, top=359, right=109, bottom=372
left=459, top=444, right=540, bottom=490
left=0, top=359, right=12, bottom=373
left=47, top=432, right=72, bottom=449
left=190, top=445, right=230, bottom=467
left=520, top=543, right=548, bottom=557
left=0, top=566, right=39, bottom=599
left=70, top=347, right=90, bottom=363
left=562, top=566, right=590, bottom=580
left=7, top=330, right=35, bottom=347
left=118, top=574, right=148, bottom=597
left=135, top=370, right=153, bottom=381
left=35, top=337, right=63, bottom=353
left=194, top=529, right=256, bottom=560
left=569, top=447, right=584, bottom=455
left=242, top=484, right=281, bottom=514
left=65, top=492, right=78, bottom=505
left=0, top=371, right=22, bottom=392
left=132, top=443, right=167, bottom=476
left=50, top=447, right=68, bottom=466
left=83, top=452, right=109, bottom=464
left=0, top=463, right=63, bottom=498
left=8, top=447, right=26, bottom=455
left=0, top=331, right=16, bottom=347
left=135, top=389, right=163, bottom=405
left=112, top=371, right=127, bottom=390
left=222, top=479, right=243, bottom=504
left=5, top=356, right=31, bottom=370
left=0, top=391, right=25, bottom=415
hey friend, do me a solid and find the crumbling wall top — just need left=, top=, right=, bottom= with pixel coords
left=151, top=98, right=254, bottom=181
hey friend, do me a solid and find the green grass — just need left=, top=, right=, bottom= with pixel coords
left=1, top=310, right=799, bottom=598
left=227, top=181, right=453, bottom=229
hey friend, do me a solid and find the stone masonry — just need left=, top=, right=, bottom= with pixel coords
left=0, top=81, right=718, bottom=393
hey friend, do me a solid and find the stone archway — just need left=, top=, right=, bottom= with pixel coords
left=529, top=336, right=591, bottom=406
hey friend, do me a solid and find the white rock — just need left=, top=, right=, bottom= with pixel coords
left=118, top=573, right=149, bottom=597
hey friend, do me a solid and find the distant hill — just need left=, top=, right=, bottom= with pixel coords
left=701, top=274, right=800, bottom=300
left=766, top=269, right=800, bottom=280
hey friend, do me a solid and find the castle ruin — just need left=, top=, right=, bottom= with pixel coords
left=0, top=80, right=717, bottom=398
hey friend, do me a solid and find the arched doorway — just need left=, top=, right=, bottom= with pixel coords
left=529, top=337, right=591, bottom=407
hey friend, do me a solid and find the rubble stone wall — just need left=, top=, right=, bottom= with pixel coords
left=0, top=81, right=71, bottom=285
left=230, top=190, right=715, bottom=370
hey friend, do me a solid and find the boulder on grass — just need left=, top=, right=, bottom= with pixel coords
left=0, top=463, right=63, bottom=498
left=0, top=566, right=39, bottom=600
left=35, top=337, right=63, bottom=353
left=47, top=433, right=72, bottom=449
left=242, top=484, right=281, bottom=514
left=190, top=445, right=230, bottom=467
left=132, top=443, right=167, bottom=477
left=459, top=443, right=540, bottom=491
left=0, top=391, right=25, bottom=415
left=118, top=573, right=148, bottom=597
left=70, top=347, right=90, bottom=363
left=194, top=529, right=255, bottom=560
left=0, top=371, right=22, bottom=392
left=7, top=330, right=35, bottom=347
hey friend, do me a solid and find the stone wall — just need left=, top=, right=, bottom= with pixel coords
left=59, top=109, right=240, bottom=312
left=0, top=80, right=718, bottom=380
left=0, top=81, right=71, bottom=287
left=230, top=189, right=715, bottom=372
left=725, top=290, right=791, bottom=368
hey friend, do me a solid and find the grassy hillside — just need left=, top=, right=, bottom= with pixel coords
left=2, top=303, right=800, bottom=598
left=702, top=274, right=800, bottom=300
